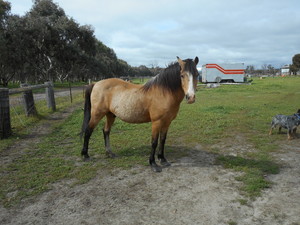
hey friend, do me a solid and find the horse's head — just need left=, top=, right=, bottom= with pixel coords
left=177, top=56, right=199, bottom=104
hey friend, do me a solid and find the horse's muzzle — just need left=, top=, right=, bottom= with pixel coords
left=186, top=94, right=195, bottom=104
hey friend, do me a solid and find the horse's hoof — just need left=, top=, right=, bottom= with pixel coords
left=161, top=161, right=171, bottom=167
left=151, top=165, right=162, bottom=172
left=82, top=155, right=90, bottom=161
left=106, top=152, right=117, bottom=158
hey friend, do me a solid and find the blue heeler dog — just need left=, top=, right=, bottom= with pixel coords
left=269, top=109, right=300, bottom=140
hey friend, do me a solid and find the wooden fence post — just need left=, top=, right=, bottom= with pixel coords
left=20, top=83, right=37, bottom=116
left=45, top=82, right=56, bottom=111
left=0, top=88, right=12, bottom=139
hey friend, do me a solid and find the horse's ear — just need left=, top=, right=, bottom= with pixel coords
left=194, top=57, right=199, bottom=65
left=177, top=56, right=185, bottom=69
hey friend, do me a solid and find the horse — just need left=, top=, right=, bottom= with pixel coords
left=81, top=56, right=199, bottom=172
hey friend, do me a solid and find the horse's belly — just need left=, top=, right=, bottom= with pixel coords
left=110, top=94, right=150, bottom=123
left=115, top=107, right=150, bottom=123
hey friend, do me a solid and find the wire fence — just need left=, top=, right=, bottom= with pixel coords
left=0, top=83, right=84, bottom=139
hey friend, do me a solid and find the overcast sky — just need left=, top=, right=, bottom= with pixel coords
left=9, top=0, right=300, bottom=68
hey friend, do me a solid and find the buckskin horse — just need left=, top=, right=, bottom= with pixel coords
left=81, top=56, right=199, bottom=172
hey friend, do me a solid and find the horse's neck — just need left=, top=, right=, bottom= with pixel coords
left=141, top=79, right=185, bottom=105
left=156, top=88, right=185, bottom=106
left=174, top=88, right=186, bottom=103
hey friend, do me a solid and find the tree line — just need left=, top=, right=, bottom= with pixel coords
left=2, top=0, right=299, bottom=87
left=245, top=64, right=278, bottom=76
left=0, top=0, right=158, bottom=87
left=245, top=54, right=300, bottom=76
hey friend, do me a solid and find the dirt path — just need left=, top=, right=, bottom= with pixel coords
left=0, top=107, right=300, bottom=224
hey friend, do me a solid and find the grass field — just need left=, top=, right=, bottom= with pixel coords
left=1, top=76, right=300, bottom=207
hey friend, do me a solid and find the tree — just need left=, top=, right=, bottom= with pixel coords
left=0, top=0, right=131, bottom=85
left=245, top=65, right=255, bottom=75
left=53, top=19, right=96, bottom=82
left=0, top=0, right=10, bottom=25
left=0, top=0, right=12, bottom=86
left=291, top=54, right=300, bottom=74
left=0, top=1, right=25, bottom=86
left=290, top=64, right=298, bottom=75
left=261, top=64, right=268, bottom=75
left=267, top=64, right=276, bottom=76
left=24, top=0, right=67, bottom=81
left=118, top=59, right=131, bottom=76
left=149, top=63, right=162, bottom=76
left=2, top=15, right=29, bottom=84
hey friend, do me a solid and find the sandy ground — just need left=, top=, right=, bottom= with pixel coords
left=1, top=103, right=300, bottom=225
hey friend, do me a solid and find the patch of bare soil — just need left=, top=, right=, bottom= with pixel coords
left=1, top=117, right=300, bottom=224
left=250, top=142, right=300, bottom=224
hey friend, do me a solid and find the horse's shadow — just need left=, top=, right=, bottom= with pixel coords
left=166, top=145, right=217, bottom=168
left=95, top=144, right=279, bottom=174
left=116, top=145, right=217, bottom=168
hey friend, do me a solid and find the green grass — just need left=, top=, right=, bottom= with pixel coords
left=217, top=155, right=279, bottom=197
left=1, top=76, right=300, bottom=206
left=1, top=88, right=84, bottom=149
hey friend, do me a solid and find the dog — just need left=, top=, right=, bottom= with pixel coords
left=269, top=109, right=300, bottom=140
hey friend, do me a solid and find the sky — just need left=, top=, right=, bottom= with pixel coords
left=8, top=0, right=300, bottom=68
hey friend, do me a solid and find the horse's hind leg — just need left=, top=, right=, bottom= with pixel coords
left=103, top=112, right=116, bottom=158
left=149, top=121, right=162, bottom=172
left=82, top=125, right=93, bottom=159
left=82, top=111, right=105, bottom=159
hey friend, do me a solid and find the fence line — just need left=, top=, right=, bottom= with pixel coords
left=0, top=82, right=56, bottom=139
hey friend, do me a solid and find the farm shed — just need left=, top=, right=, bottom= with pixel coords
left=202, top=63, right=245, bottom=83
left=281, top=65, right=290, bottom=75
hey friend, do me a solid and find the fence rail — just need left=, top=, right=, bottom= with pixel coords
left=0, top=82, right=56, bottom=139
left=9, top=83, right=49, bottom=94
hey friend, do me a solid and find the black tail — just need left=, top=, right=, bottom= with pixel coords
left=80, top=84, right=94, bottom=138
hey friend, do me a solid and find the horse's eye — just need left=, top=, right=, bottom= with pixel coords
left=180, top=75, right=184, bottom=78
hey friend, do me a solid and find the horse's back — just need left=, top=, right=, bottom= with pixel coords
left=93, top=78, right=139, bottom=90
left=91, top=78, right=140, bottom=98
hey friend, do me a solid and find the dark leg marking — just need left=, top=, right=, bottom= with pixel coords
left=149, top=135, right=162, bottom=172
left=82, top=126, right=94, bottom=160
left=103, top=129, right=116, bottom=158
left=158, top=132, right=171, bottom=167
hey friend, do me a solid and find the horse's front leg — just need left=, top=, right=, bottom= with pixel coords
left=158, top=131, right=171, bottom=167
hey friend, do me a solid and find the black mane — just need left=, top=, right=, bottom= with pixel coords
left=142, top=59, right=197, bottom=93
